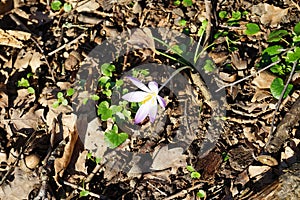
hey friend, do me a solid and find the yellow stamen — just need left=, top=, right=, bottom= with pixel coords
left=142, top=93, right=156, bottom=104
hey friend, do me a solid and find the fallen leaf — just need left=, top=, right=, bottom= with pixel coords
left=14, top=49, right=33, bottom=71
left=151, top=145, right=186, bottom=171
left=54, top=113, right=78, bottom=182
left=252, top=71, right=276, bottom=89
left=0, top=29, right=24, bottom=48
left=0, top=167, right=39, bottom=200
left=29, top=51, right=44, bottom=73
left=248, top=165, right=271, bottom=178
left=127, top=28, right=156, bottom=53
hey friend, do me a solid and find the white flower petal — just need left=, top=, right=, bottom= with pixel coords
left=122, top=91, right=149, bottom=102
left=157, top=96, right=166, bottom=108
left=135, top=102, right=151, bottom=124
left=127, top=76, right=151, bottom=92
left=148, top=81, right=159, bottom=93
left=148, top=100, right=158, bottom=123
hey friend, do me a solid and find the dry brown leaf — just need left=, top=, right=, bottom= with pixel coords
left=6, top=30, right=31, bottom=41
left=13, top=88, right=35, bottom=107
left=0, top=167, right=39, bottom=200
left=151, top=145, right=186, bottom=171
left=76, top=0, right=100, bottom=12
left=54, top=113, right=78, bottom=182
left=0, top=29, right=24, bottom=48
left=248, top=165, right=271, bottom=178
left=75, top=150, right=88, bottom=174
left=251, top=3, right=288, bottom=27
left=252, top=71, right=276, bottom=89
left=127, top=28, right=156, bottom=53
left=29, top=51, right=44, bottom=73
left=251, top=89, right=271, bottom=102
left=14, top=49, right=33, bottom=71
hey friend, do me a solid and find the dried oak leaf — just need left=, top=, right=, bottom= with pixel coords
left=0, top=29, right=30, bottom=48
left=127, top=28, right=156, bottom=53
left=252, top=71, right=276, bottom=89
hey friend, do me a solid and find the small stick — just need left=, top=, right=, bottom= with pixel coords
left=264, top=61, right=297, bottom=151
left=62, top=180, right=104, bottom=199
left=164, top=182, right=207, bottom=200
left=148, top=181, right=168, bottom=196
left=48, top=33, right=87, bottom=56
left=215, top=60, right=281, bottom=92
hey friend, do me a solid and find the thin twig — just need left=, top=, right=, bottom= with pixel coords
left=62, top=180, right=104, bottom=199
left=215, top=60, right=281, bottom=92
left=48, top=33, right=87, bottom=56
left=164, top=182, right=207, bottom=200
left=203, top=0, right=212, bottom=47
left=264, top=61, right=298, bottom=151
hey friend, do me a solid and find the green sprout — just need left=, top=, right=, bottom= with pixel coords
left=186, top=165, right=201, bottom=179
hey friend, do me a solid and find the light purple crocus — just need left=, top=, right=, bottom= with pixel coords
left=122, top=76, right=166, bottom=124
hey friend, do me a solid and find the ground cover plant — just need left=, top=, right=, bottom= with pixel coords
left=0, top=0, right=300, bottom=199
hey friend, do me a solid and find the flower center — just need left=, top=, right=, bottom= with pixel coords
left=142, top=93, right=156, bottom=104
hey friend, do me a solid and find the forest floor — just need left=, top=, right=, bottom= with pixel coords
left=0, top=0, right=300, bottom=199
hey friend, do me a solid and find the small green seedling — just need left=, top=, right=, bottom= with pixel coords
left=17, top=77, right=35, bottom=94
left=104, top=125, right=128, bottom=148
left=245, top=23, right=260, bottom=35
left=186, top=165, right=201, bottom=179
left=197, top=189, right=206, bottom=198
left=52, top=88, right=74, bottom=108
left=51, top=0, right=72, bottom=12
left=222, top=152, right=230, bottom=162
left=87, top=152, right=101, bottom=164
left=174, top=0, right=193, bottom=7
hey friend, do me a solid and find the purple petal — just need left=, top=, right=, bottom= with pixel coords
left=126, top=76, right=151, bottom=92
left=134, top=102, right=151, bottom=124
left=148, top=81, right=158, bottom=93
left=122, top=91, right=149, bottom=102
left=157, top=96, right=166, bottom=108
left=148, top=101, right=158, bottom=123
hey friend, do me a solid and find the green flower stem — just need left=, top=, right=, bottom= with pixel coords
left=158, top=66, right=193, bottom=91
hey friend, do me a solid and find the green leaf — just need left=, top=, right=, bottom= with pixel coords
left=171, top=44, right=183, bottom=55
left=103, top=89, right=112, bottom=97
left=140, top=69, right=150, bottom=76
left=173, top=0, right=181, bottom=6
left=83, top=98, right=89, bottom=105
left=228, top=11, right=241, bottom=21
left=218, top=11, right=227, bottom=19
left=26, top=73, right=33, bottom=79
left=115, top=79, right=124, bottom=89
left=294, top=21, right=300, bottom=35
left=270, top=78, right=293, bottom=99
left=191, top=171, right=201, bottom=179
left=178, top=19, right=187, bottom=26
left=197, top=190, right=206, bottom=198
left=270, top=65, right=284, bottom=75
left=101, top=63, right=115, bottom=77
left=57, top=92, right=64, bottom=99
left=293, top=35, right=300, bottom=43
left=63, top=3, right=72, bottom=12
left=245, top=23, right=260, bottom=35
left=98, top=76, right=110, bottom=86
left=95, top=157, right=101, bottom=164
left=104, top=125, right=128, bottom=148
left=267, top=30, right=289, bottom=42
left=27, top=87, right=35, bottom=94
left=182, top=0, right=193, bottom=7
left=87, top=152, right=93, bottom=160
left=110, top=105, right=122, bottom=114
left=51, top=0, right=62, bottom=11
left=262, top=45, right=284, bottom=56
left=17, top=78, right=30, bottom=87
left=90, top=94, right=100, bottom=101
left=52, top=101, right=60, bottom=108
left=66, top=88, right=75, bottom=96
left=186, top=165, right=195, bottom=172
left=222, top=152, right=230, bottom=162
left=97, top=101, right=112, bottom=120
left=203, top=59, right=215, bottom=72
left=286, top=47, right=300, bottom=63
left=61, top=99, right=68, bottom=106
left=122, top=109, right=131, bottom=119
left=79, top=190, right=90, bottom=197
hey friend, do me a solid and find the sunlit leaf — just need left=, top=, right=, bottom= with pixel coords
left=294, top=21, right=300, bottom=35
left=104, top=125, right=128, bottom=148
left=270, top=78, right=293, bottom=99
left=245, top=23, right=260, bottom=35
left=51, top=0, right=62, bottom=11
left=267, top=30, right=289, bottom=42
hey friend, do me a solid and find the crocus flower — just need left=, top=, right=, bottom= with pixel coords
left=122, top=76, right=166, bottom=124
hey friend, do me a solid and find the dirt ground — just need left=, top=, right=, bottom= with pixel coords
left=0, top=0, right=300, bottom=199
